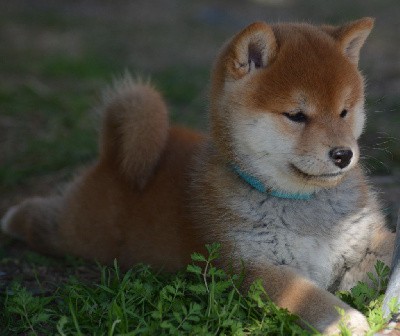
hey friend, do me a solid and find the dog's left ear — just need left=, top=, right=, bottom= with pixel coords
left=322, top=17, right=374, bottom=65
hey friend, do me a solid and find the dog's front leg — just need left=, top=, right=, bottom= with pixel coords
left=245, top=263, right=369, bottom=335
left=340, top=223, right=395, bottom=292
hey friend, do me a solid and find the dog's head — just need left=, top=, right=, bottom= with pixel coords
left=210, top=18, right=374, bottom=194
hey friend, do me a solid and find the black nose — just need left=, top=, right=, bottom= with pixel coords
left=329, top=147, right=353, bottom=169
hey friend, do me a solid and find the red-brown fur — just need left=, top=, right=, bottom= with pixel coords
left=60, top=126, right=205, bottom=270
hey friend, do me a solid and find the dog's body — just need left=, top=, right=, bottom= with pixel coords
left=2, top=18, right=396, bottom=334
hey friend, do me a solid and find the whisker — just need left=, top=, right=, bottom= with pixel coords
left=360, top=154, right=391, bottom=172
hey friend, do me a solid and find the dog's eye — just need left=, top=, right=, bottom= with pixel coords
left=340, top=109, right=348, bottom=118
left=284, top=111, right=308, bottom=123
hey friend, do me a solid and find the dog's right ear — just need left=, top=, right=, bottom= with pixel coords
left=220, top=22, right=277, bottom=80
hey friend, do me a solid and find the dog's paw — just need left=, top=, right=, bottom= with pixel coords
left=374, top=313, right=400, bottom=336
left=322, top=308, right=369, bottom=335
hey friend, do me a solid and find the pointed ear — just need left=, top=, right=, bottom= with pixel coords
left=222, top=22, right=277, bottom=80
left=323, top=17, right=374, bottom=65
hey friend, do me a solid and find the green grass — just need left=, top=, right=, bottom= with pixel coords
left=38, top=54, right=119, bottom=80
left=153, top=66, right=209, bottom=128
left=0, top=244, right=396, bottom=335
left=0, top=82, right=98, bottom=187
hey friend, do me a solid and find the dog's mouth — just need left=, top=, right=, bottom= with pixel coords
left=289, top=164, right=344, bottom=180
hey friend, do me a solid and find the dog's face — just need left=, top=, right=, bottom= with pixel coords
left=210, top=19, right=374, bottom=194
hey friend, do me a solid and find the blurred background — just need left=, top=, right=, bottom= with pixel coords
left=0, top=1, right=399, bottom=223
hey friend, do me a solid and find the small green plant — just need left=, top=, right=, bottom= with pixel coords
left=1, top=284, right=55, bottom=335
left=338, top=260, right=390, bottom=313
left=336, top=260, right=392, bottom=334
left=1, top=244, right=308, bottom=335
left=0, top=245, right=394, bottom=335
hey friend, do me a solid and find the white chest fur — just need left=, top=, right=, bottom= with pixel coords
left=225, top=177, right=377, bottom=290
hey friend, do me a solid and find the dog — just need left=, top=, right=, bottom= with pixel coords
left=2, top=17, right=396, bottom=335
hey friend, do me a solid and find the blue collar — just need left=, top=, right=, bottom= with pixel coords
left=231, top=165, right=313, bottom=200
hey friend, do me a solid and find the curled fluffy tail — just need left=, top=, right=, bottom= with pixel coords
left=100, top=74, right=169, bottom=188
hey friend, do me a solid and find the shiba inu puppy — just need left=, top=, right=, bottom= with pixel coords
left=2, top=18, right=396, bottom=334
